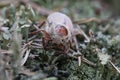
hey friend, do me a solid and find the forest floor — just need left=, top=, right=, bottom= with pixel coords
left=0, top=0, right=120, bottom=80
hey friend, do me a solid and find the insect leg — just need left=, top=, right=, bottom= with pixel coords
left=73, top=36, right=82, bottom=66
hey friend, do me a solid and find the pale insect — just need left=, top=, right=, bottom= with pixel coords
left=31, top=12, right=89, bottom=66
left=45, top=12, right=73, bottom=43
left=44, top=12, right=82, bottom=65
left=22, top=12, right=90, bottom=66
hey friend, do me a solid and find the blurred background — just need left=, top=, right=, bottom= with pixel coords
left=0, top=0, right=120, bottom=19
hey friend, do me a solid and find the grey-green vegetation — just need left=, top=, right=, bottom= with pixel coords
left=0, top=0, right=120, bottom=80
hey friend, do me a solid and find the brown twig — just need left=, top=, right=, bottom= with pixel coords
left=38, top=21, right=45, bottom=28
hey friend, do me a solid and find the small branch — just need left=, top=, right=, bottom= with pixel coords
left=21, top=49, right=31, bottom=66
left=19, top=68, right=36, bottom=76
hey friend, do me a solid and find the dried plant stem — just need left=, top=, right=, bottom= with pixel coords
left=82, top=56, right=96, bottom=67
left=31, top=46, right=43, bottom=49
left=109, top=61, right=120, bottom=74
left=22, top=41, right=33, bottom=49
left=5, top=69, right=13, bottom=80
left=21, top=41, right=33, bottom=66
left=28, top=35, right=37, bottom=41
left=78, top=56, right=81, bottom=66
left=73, top=17, right=101, bottom=24
left=21, top=49, right=31, bottom=66
left=21, top=41, right=33, bottom=55
left=69, top=49, right=96, bottom=67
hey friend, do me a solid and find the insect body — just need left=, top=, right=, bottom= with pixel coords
left=45, top=12, right=73, bottom=44
left=44, top=12, right=81, bottom=52
left=31, top=12, right=82, bottom=65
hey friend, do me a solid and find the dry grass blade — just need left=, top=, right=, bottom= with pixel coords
left=21, top=41, right=33, bottom=66
left=19, top=68, right=36, bottom=76
left=0, top=49, right=13, bottom=55
left=82, top=56, right=96, bottom=67
left=109, top=61, right=120, bottom=74
left=78, top=56, right=81, bottom=66
left=21, top=41, right=33, bottom=56
left=73, top=18, right=101, bottom=24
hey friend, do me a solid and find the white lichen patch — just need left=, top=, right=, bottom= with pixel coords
left=97, top=52, right=111, bottom=65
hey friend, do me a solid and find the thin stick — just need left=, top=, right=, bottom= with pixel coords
left=78, top=56, right=81, bottom=66
left=73, top=17, right=101, bottom=24
left=21, top=49, right=31, bottom=66
left=38, top=21, right=45, bottom=28
left=21, top=0, right=53, bottom=16
left=82, top=56, right=96, bottom=67
left=109, top=61, right=120, bottom=74
left=21, top=41, right=33, bottom=56
left=69, top=49, right=96, bottom=67
left=73, top=36, right=82, bottom=66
